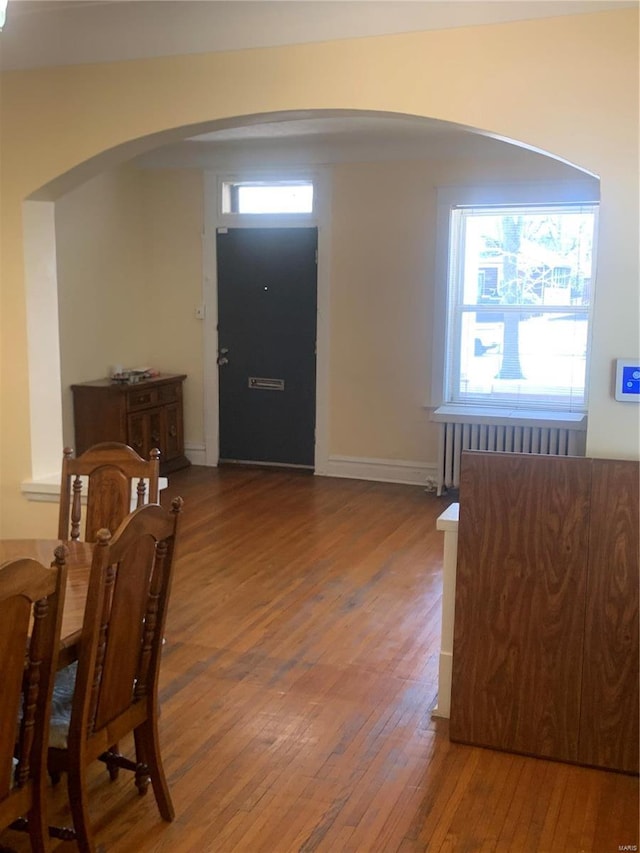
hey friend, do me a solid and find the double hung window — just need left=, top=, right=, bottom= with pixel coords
left=442, top=200, right=597, bottom=412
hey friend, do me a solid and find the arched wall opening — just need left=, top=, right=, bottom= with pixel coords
left=21, top=108, right=599, bottom=493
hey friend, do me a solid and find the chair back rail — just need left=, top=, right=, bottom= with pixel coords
left=0, top=551, right=67, bottom=852
left=58, top=442, right=160, bottom=542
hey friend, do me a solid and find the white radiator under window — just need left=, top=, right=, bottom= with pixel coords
left=432, top=407, right=587, bottom=495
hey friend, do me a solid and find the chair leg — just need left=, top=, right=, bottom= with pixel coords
left=29, top=789, right=49, bottom=853
left=9, top=816, right=48, bottom=853
left=134, top=722, right=174, bottom=822
left=98, top=750, right=150, bottom=795
left=47, top=747, right=65, bottom=787
left=67, top=762, right=96, bottom=853
left=103, top=743, right=120, bottom=781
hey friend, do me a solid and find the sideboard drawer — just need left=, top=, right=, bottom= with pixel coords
left=157, top=382, right=181, bottom=405
left=126, top=387, right=159, bottom=411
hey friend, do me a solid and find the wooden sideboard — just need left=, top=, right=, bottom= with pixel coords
left=449, top=450, right=639, bottom=774
left=71, top=374, right=190, bottom=475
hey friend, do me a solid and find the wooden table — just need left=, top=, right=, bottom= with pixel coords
left=1, top=539, right=93, bottom=666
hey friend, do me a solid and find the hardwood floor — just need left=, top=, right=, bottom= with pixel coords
left=2, top=465, right=638, bottom=852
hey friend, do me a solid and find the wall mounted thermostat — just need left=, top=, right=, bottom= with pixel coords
left=615, top=359, right=640, bottom=402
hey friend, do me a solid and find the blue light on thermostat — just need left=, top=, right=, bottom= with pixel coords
left=622, top=366, right=640, bottom=394
left=615, top=360, right=640, bottom=401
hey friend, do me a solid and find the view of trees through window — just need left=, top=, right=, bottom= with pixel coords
left=447, top=204, right=597, bottom=411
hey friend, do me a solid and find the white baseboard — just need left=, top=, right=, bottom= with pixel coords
left=21, top=473, right=62, bottom=503
left=22, top=474, right=169, bottom=503
left=432, top=651, right=452, bottom=719
left=184, top=444, right=208, bottom=466
left=22, top=453, right=436, bottom=497
left=176, top=447, right=439, bottom=488
left=318, top=454, right=439, bottom=488
left=21, top=445, right=208, bottom=502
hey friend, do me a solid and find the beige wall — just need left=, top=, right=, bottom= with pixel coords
left=56, top=167, right=204, bottom=451
left=329, top=150, right=591, bottom=462
left=1, top=9, right=637, bottom=535
left=56, top=166, right=149, bottom=446
left=53, top=147, right=594, bottom=470
left=139, top=169, right=204, bottom=448
left=330, top=160, right=437, bottom=461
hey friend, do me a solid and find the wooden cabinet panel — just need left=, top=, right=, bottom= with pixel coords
left=127, top=407, right=163, bottom=461
left=450, top=452, right=591, bottom=763
left=127, top=410, right=150, bottom=458
left=72, top=374, right=190, bottom=476
left=148, top=408, right=163, bottom=456
left=163, top=403, right=183, bottom=462
left=449, top=451, right=639, bottom=774
left=71, top=387, right=127, bottom=452
left=579, top=459, right=639, bottom=773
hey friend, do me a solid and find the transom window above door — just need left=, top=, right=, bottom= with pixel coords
left=221, top=180, right=314, bottom=214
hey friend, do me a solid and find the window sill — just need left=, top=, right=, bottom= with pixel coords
left=429, top=404, right=587, bottom=431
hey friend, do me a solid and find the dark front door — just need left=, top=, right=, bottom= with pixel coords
left=217, top=227, right=318, bottom=467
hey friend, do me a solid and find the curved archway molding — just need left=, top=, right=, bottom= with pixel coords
left=21, top=108, right=594, bottom=495
left=28, top=108, right=595, bottom=204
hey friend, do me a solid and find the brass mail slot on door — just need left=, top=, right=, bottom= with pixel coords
left=248, top=377, right=285, bottom=391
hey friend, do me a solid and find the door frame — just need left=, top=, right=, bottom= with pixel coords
left=202, top=168, right=331, bottom=472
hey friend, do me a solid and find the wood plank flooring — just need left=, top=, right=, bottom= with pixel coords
left=2, top=465, right=638, bottom=852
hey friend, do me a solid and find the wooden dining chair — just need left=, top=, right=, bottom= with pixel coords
left=47, top=497, right=183, bottom=853
left=58, top=442, right=160, bottom=543
left=0, top=550, right=67, bottom=853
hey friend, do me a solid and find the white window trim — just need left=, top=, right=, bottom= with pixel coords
left=429, top=180, right=600, bottom=418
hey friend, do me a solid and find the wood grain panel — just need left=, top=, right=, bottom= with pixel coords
left=449, top=451, right=591, bottom=762
left=579, top=459, right=639, bottom=773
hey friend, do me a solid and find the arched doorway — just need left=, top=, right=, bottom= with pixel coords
left=21, top=110, right=598, bottom=492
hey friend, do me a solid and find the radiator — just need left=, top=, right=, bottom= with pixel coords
left=436, top=419, right=586, bottom=495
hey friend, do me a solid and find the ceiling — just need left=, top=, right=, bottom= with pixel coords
left=0, top=1, right=635, bottom=71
